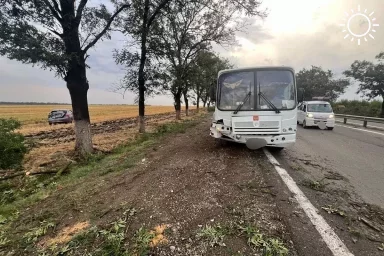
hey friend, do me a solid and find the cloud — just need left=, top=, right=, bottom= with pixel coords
left=1, top=0, right=383, bottom=104
left=214, top=0, right=384, bottom=100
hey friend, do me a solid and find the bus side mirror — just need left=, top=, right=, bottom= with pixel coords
left=210, top=84, right=216, bottom=102
left=297, top=88, right=305, bottom=102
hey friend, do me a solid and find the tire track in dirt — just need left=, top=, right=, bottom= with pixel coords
left=25, top=110, right=196, bottom=146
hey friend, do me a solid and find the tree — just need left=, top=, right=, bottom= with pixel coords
left=113, top=0, right=172, bottom=132
left=151, top=0, right=266, bottom=120
left=296, top=66, right=350, bottom=102
left=189, top=51, right=232, bottom=111
left=0, top=119, right=27, bottom=170
left=0, top=1, right=129, bottom=155
left=343, top=52, right=384, bottom=117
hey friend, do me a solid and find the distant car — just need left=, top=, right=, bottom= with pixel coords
left=48, top=109, right=74, bottom=125
left=297, top=101, right=335, bottom=130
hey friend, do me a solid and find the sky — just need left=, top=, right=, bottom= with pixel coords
left=0, top=0, right=383, bottom=105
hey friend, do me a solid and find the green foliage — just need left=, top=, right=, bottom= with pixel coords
left=197, top=224, right=229, bottom=247
left=132, top=227, right=155, bottom=256
left=156, top=120, right=198, bottom=134
left=208, top=106, right=216, bottom=112
left=148, top=0, right=265, bottom=107
left=97, top=218, right=128, bottom=255
left=0, top=1, right=128, bottom=79
left=296, top=66, right=350, bottom=102
left=238, top=224, right=288, bottom=256
left=332, top=99, right=382, bottom=117
left=189, top=51, right=233, bottom=106
left=0, top=118, right=27, bottom=170
left=0, top=230, right=10, bottom=247
left=197, top=222, right=289, bottom=256
left=343, top=52, right=384, bottom=117
left=23, top=220, right=55, bottom=243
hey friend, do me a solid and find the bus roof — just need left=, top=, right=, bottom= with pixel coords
left=218, top=66, right=295, bottom=76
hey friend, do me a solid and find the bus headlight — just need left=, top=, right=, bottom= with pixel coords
left=329, top=114, right=334, bottom=119
left=307, top=113, right=313, bottom=118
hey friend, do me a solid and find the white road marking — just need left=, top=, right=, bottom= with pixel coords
left=263, top=149, right=354, bottom=256
left=336, top=124, right=384, bottom=136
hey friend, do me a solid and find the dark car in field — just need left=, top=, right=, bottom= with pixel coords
left=48, top=109, right=74, bottom=125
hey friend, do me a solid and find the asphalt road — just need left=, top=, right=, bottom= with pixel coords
left=286, top=123, right=384, bottom=207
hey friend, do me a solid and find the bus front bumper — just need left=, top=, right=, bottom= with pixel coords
left=210, top=126, right=296, bottom=148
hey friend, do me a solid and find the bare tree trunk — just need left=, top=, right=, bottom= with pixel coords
left=174, top=89, right=182, bottom=120
left=203, top=101, right=206, bottom=108
left=183, top=89, right=189, bottom=116
left=380, top=97, right=384, bottom=118
left=62, top=3, right=93, bottom=156
left=196, top=94, right=200, bottom=113
left=138, top=0, right=150, bottom=133
left=68, top=82, right=93, bottom=155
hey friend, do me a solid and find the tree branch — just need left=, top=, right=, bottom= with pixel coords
left=51, top=0, right=61, bottom=14
left=41, top=0, right=62, bottom=23
left=82, top=4, right=130, bottom=53
left=75, top=0, right=88, bottom=24
left=48, top=28, right=63, bottom=38
left=147, top=0, right=172, bottom=29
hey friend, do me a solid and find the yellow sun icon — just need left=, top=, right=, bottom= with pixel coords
left=339, top=5, right=379, bottom=46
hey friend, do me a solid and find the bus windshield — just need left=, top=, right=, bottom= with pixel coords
left=218, top=69, right=296, bottom=111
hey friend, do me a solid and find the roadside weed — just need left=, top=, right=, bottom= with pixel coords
left=197, top=222, right=289, bottom=255
left=321, top=205, right=346, bottom=217
left=23, top=220, right=55, bottom=243
left=301, top=178, right=328, bottom=192
left=132, top=227, right=156, bottom=256
left=238, top=223, right=288, bottom=256
left=263, top=238, right=289, bottom=256
left=197, top=224, right=228, bottom=247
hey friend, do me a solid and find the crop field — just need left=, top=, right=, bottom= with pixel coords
left=0, top=104, right=199, bottom=174
left=0, top=104, right=178, bottom=135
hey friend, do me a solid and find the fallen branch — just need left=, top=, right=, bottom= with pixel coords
left=0, top=163, right=72, bottom=181
left=360, top=217, right=382, bottom=232
left=0, top=169, right=13, bottom=173
left=0, top=172, right=25, bottom=181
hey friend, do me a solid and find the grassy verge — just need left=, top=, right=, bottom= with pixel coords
left=0, top=115, right=205, bottom=254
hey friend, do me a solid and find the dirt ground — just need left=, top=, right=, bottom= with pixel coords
left=7, top=115, right=298, bottom=255
left=22, top=111, right=195, bottom=173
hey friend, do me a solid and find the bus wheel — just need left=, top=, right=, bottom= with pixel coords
left=268, top=147, right=284, bottom=152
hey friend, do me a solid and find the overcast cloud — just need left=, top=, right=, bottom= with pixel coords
left=1, top=0, right=383, bottom=104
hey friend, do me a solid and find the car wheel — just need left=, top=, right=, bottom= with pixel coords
left=49, top=123, right=52, bottom=126
left=303, top=120, right=308, bottom=129
left=327, top=127, right=334, bottom=130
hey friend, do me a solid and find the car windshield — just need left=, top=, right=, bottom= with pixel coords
left=218, top=69, right=296, bottom=111
left=49, top=110, right=66, bottom=117
left=307, top=104, right=333, bottom=113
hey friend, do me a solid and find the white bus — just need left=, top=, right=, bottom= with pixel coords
left=210, top=66, right=298, bottom=151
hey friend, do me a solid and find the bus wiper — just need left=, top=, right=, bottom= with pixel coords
left=258, top=91, right=281, bottom=113
left=233, top=91, right=251, bottom=114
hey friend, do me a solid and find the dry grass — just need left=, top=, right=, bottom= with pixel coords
left=39, top=221, right=90, bottom=247
left=0, top=105, right=179, bottom=135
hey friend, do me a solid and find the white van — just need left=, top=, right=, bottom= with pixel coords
left=297, top=101, right=335, bottom=130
